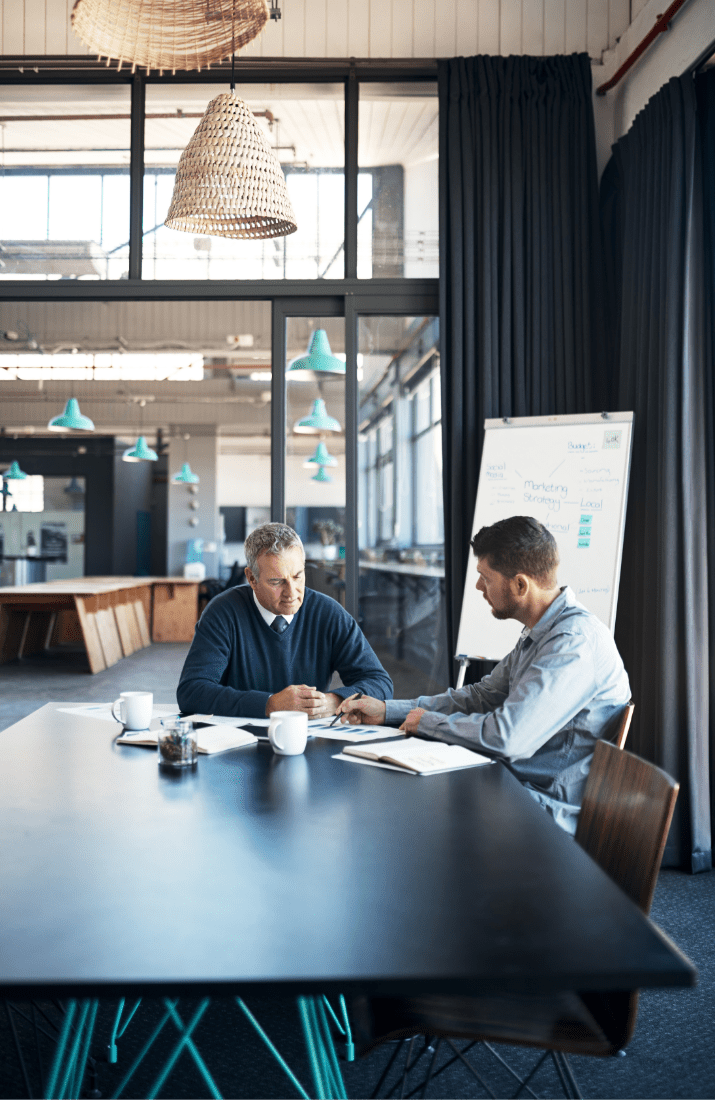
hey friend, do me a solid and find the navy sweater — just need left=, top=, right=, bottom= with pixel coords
left=177, top=584, right=393, bottom=718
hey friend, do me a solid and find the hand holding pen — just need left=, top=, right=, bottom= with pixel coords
left=330, top=693, right=387, bottom=727
left=328, top=692, right=363, bottom=727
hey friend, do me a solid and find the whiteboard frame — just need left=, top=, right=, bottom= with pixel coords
left=456, top=411, right=634, bottom=662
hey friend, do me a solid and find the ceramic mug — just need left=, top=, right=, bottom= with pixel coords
left=268, top=710, right=308, bottom=756
left=111, top=691, right=153, bottom=730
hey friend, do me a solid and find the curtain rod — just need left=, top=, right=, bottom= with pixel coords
left=596, top=0, right=692, bottom=95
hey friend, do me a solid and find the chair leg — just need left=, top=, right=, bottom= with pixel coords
left=370, top=1038, right=407, bottom=1098
left=551, top=1051, right=583, bottom=1100
left=420, top=1037, right=442, bottom=1099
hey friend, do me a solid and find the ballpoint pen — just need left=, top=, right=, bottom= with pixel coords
left=328, top=691, right=364, bottom=727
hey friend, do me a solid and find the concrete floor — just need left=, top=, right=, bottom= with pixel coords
left=0, top=642, right=190, bottom=733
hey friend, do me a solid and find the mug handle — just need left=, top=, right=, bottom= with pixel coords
left=271, top=718, right=284, bottom=751
left=111, top=699, right=124, bottom=724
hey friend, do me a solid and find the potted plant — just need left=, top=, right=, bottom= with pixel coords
left=312, top=519, right=344, bottom=561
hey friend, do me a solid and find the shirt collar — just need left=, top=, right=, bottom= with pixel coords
left=524, top=586, right=574, bottom=643
left=252, top=590, right=295, bottom=627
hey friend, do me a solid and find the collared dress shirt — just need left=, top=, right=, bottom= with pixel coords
left=385, top=586, right=631, bottom=833
left=252, top=590, right=295, bottom=628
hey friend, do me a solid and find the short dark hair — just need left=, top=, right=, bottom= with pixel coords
left=471, top=516, right=559, bottom=587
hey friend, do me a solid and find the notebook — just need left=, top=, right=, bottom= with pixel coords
left=334, top=737, right=493, bottom=775
left=117, top=724, right=258, bottom=755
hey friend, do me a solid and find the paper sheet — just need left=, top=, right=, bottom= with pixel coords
left=58, top=703, right=179, bottom=724
left=309, top=721, right=405, bottom=743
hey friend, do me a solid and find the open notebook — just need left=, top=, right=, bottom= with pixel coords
left=335, top=737, right=493, bottom=775
left=117, top=724, right=258, bottom=755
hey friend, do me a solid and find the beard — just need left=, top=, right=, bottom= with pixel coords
left=490, top=600, right=519, bottom=621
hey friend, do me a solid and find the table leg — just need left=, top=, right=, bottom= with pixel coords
left=297, top=996, right=348, bottom=1100
left=44, top=998, right=99, bottom=1100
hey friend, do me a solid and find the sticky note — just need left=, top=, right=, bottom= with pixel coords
left=578, top=538, right=590, bottom=548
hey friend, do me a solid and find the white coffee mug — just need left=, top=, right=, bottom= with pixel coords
left=268, top=710, right=308, bottom=756
left=112, top=691, right=153, bottom=730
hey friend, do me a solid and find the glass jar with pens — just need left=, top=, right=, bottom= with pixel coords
left=158, top=717, right=198, bottom=768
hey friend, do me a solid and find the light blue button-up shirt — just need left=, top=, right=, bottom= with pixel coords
left=385, top=586, right=631, bottom=834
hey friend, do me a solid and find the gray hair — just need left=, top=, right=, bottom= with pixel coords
left=245, top=523, right=304, bottom=578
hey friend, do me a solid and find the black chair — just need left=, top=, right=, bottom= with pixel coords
left=353, top=739, right=679, bottom=1099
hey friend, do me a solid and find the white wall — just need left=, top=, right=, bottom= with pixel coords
left=1, top=0, right=631, bottom=60
left=217, top=451, right=345, bottom=508
left=167, top=432, right=221, bottom=577
left=404, top=157, right=439, bottom=278
left=601, top=0, right=715, bottom=140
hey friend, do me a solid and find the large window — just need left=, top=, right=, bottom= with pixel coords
left=358, top=316, right=446, bottom=696
left=144, top=83, right=346, bottom=280
left=0, top=64, right=440, bottom=638
left=358, top=83, right=439, bottom=279
left=0, top=85, right=131, bottom=280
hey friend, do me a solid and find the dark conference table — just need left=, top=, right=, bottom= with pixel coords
left=0, top=703, right=695, bottom=1001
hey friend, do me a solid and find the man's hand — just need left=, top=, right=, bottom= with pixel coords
left=398, top=707, right=426, bottom=733
left=336, top=694, right=387, bottom=725
left=266, top=686, right=339, bottom=718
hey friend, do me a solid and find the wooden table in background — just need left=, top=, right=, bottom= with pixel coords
left=0, top=577, right=199, bottom=673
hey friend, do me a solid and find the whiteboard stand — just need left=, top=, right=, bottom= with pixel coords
left=455, top=411, right=634, bottom=667
left=455, top=655, right=471, bottom=690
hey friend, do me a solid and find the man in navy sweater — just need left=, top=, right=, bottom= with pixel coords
left=177, top=522, right=393, bottom=719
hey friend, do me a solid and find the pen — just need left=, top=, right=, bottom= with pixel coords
left=328, top=691, right=364, bottom=728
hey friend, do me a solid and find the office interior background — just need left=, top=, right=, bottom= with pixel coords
left=0, top=0, right=713, bottom=875
left=1, top=2, right=712, bottom=1100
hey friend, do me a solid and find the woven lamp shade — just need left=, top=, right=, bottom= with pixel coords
left=71, top=0, right=268, bottom=73
left=164, top=92, right=298, bottom=239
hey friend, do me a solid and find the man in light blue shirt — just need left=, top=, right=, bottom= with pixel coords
left=338, top=516, right=631, bottom=833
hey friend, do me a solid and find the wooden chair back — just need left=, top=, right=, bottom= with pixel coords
left=576, top=739, right=679, bottom=915
left=615, top=702, right=635, bottom=749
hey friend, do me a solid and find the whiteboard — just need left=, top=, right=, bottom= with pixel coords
left=456, top=412, right=634, bottom=662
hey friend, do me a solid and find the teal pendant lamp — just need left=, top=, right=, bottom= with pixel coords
left=3, top=460, right=28, bottom=480
left=48, top=397, right=94, bottom=432
left=287, top=329, right=346, bottom=380
left=122, top=435, right=158, bottom=463
left=294, top=398, right=341, bottom=434
left=172, top=462, right=200, bottom=485
left=303, top=441, right=338, bottom=468
left=311, top=465, right=332, bottom=483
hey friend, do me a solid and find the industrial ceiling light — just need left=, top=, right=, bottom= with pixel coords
left=311, top=465, right=332, bottom=483
left=303, top=441, right=338, bottom=468
left=2, top=461, right=28, bottom=480
left=123, top=435, right=159, bottom=462
left=70, top=0, right=269, bottom=74
left=164, top=91, right=297, bottom=240
left=293, top=399, right=341, bottom=435
left=287, top=330, right=345, bottom=380
left=172, top=462, right=200, bottom=484
left=47, top=398, right=95, bottom=432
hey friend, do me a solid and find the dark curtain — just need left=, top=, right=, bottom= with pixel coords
left=601, top=71, right=714, bottom=871
left=438, top=54, right=606, bottom=683
left=699, top=70, right=715, bottom=870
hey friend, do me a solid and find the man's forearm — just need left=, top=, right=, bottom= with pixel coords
left=177, top=677, right=270, bottom=718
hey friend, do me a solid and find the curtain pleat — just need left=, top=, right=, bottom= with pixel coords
left=438, top=54, right=605, bottom=683
left=602, top=74, right=712, bottom=871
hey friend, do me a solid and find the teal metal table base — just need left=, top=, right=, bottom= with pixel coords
left=37, top=993, right=352, bottom=1100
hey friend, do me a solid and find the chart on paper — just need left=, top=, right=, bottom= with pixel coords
left=456, top=412, right=634, bottom=662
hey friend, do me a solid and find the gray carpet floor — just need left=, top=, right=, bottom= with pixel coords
left=0, top=643, right=713, bottom=1098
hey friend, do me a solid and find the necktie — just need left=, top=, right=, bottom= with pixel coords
left=271, top=616, right=288, bottom=634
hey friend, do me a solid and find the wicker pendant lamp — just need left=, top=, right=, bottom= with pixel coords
left=164, top=91, right=297, bottom=239
left=71, top=0, right=269, bottom=74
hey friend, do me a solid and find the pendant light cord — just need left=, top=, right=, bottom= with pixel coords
left=230, top=0, right=236, bottom=92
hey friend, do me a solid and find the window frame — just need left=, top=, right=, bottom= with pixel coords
left=0, top=58, right=440, bottom=618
